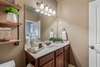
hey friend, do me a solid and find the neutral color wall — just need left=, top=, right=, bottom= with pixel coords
left=57, top=0, right=89, bottom=67
left=0, top=0, right=25, bottom=67
left=41, top=0, right=89, bottom=67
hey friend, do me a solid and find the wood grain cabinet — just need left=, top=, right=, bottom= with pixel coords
left=56, top=48, right=64, bottom=67
left=39, top=53, right=54, bottom=67
left=40, top=60, right=54, bottom=67
left=25, top=45, right=70, bottom=67
left=64, top=45, right=70, bottom=67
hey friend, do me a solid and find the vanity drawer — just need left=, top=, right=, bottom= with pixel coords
left=39, top=52, right=54, bottom=66
left=56, top=48, right=64, bottom=56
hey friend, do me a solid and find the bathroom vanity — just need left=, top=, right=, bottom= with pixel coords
left=25, top=41, right=70, bottom=67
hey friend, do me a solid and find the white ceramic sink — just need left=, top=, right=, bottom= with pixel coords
left=27, top=47, right=44, bottom=53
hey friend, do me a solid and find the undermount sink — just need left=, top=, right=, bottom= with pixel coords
left=27, top=47, right=44, bottom=53
left=27, top=44, right=55, bottom=53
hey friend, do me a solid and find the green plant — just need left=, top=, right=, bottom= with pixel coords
left=4, top=7, right=19, bottom=15
left=49, top=37, right=63, bottom=42
left=49, top=37, right=55, bottom=41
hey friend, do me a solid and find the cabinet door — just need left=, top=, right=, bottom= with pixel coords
left=39, top=52, right=54, bottom=67
left=40, top=60, right=54, bottom=67
left=56, top=53, right=64, bottom=67
left=64, top=46, right=70, bottom=67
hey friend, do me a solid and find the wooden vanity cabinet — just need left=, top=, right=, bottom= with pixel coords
left=25, top=45, right=70, bottom=67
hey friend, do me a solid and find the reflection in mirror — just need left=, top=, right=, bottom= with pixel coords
left=24, top=0, right=58, bottom=49
left=25, top=20, right=40, bottom=47
left=25, top=5, right=41, bottom=48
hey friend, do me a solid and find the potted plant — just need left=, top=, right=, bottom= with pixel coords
left=49, top=37, right=63, bottom=43
left=4, top=7, right=19, bottom=23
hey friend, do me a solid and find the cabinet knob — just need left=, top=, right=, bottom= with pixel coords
left=90, top=46, right=95, bottom=49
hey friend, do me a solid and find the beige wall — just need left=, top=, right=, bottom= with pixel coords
left=57, top=0, right=89, bottom=67
left=0, top=0, right=25, bottom=67
left=41, top=0, right=89, bottom=67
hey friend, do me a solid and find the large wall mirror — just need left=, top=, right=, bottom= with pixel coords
left=24, top=0, right=68, bottom=49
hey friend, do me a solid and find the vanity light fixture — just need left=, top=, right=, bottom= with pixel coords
left=34, top=0, right=56, bottom=16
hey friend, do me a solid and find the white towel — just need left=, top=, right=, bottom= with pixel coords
left=0, top=60, right=15, bottom=67
left=27, top=63, right=33, bottom=67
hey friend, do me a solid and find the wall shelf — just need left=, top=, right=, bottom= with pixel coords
left=0, top=0, right=21, bottom=10
left=0, top=40, right=20, bottom=45
left=0, top=21, right=21, bottom=28
left=0, top=0, right=21, bottom=46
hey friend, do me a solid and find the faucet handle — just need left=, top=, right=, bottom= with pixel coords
left=39, top=43, right=43, bottom=48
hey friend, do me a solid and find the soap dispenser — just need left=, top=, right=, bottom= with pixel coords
left=61, top=28, right=68, bottom=41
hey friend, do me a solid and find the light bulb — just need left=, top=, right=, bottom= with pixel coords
left=45, top=6, right=49, bottom=11
left=48, top=14, right=51, bottom=16
left=52, top=10, right=56, bottom=15
left=40, top=4, right=44, bottom=9
left=49, top=9, right=52, bottom=13
left=35, top=9, right=40, bottom=12
left=40, top=11, right=44, bottom=14
left=44, top=12, right=48, bottom=15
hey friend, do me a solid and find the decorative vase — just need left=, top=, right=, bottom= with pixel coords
left=6, top=13, right=18, bottom=23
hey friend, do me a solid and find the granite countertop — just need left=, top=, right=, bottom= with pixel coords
left=25, top=41, right=70, bottom=59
